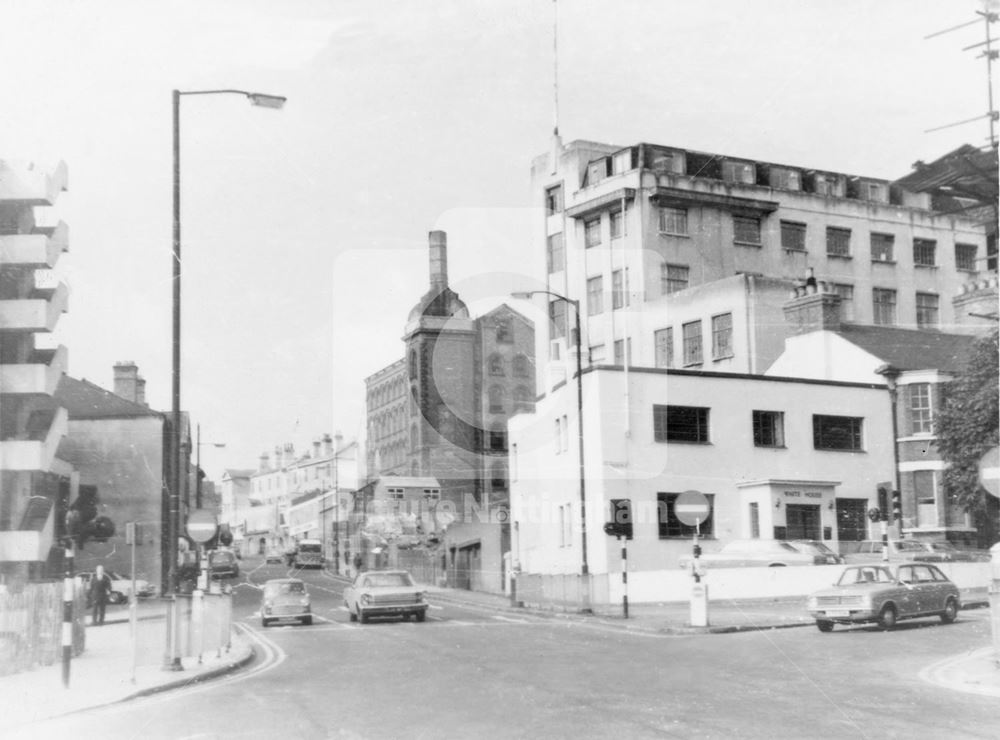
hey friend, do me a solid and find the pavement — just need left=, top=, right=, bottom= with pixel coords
left=0, top=574, right=995, bottom=732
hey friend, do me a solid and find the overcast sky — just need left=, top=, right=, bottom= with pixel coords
left=2, top=0, right=992, bottom=480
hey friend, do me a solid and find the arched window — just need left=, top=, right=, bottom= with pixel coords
left=514, top=385, right=534, bottom=411
left=488, top=385, right=505, bottom=414
left=488, top=353, right=505, bottom=376
left=513, top=353, right=530, bottom=378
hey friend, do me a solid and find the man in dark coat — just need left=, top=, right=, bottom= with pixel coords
left=89, top=565, right=113, bottom=625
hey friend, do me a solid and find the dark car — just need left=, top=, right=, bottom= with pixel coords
left=208, top=550, right=240, bottom=580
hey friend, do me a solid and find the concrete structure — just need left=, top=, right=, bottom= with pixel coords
left=0, top=160, right=73, bottom=585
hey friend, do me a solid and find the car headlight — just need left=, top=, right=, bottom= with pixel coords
left=301, top=598, right=310, bottom=606
left=415, top=591, right=426, bottom=602
left=361, top=594, right=372, bottom=605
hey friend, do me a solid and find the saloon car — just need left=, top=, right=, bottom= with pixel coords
left=807, top=563, right=960, bottom=631
left=787, top=540, right=844, bottom=564
left=678, top=539, right=826, bottom=570
left=208, top=550, right=240, bottom=580
left=343, top=570, right=428, bottom=624
left=79, top=570, right=156, bottom=604
left=260, top=578, right=312, bottom=627
left=915, top=542, right=991, bottom=563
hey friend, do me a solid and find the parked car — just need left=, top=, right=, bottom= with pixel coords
left=79, top=571, right=156, bottom=605
left=265, top=549, right=284, bottom=565
left=678, top=539, right=826, bottom=570
left=343, top=570, right=428, bottom=624
left=787, top=540, right=844, bottom=564
left=843, top=539, right=939, bottom=563
left=807, top=563, right=960, bottom=631
left=914, top=542, right=991, bottom=563
left=260, top=578, right=312, bottom=627
left=208, top=550, right=240, bottom=580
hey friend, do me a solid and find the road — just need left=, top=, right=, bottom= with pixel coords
left=22, top=561, right=1000, bottom=740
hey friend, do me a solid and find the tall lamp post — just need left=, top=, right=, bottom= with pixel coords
left=511, top=289, right=590, bottom=611
left=166, top=89, right=285, bottom=670
left=169, top=88, right=286, bottom=599
left=875, top=364, right=903, bottom=540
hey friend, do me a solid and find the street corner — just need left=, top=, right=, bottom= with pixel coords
left=919, top=647, right=1000, bottom=698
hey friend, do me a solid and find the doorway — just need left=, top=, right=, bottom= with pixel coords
left=785, top=504, right=821, bottom=540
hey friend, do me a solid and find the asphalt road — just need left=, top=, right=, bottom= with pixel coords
left=23, top=562, right=1000, bottom=740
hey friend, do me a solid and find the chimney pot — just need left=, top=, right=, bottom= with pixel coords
left=429, top=231, right=448, bottom=291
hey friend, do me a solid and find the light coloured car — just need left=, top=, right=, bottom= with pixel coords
left=260, top=578, right=312, bottom=627
left=264, top=549, right=284, bottom=565
left=843, top=539, right=934, bottom=563
left=80, top=570, right=155, bottom=604
left=678, top=539, right=825, bottom=570
left=807, top=563, right=960, bottom=632
left=915, top=542, right=991, bottom=563
left=787, top=540, right=844, bottom=564
left=343, top=570, right=428, bottom=624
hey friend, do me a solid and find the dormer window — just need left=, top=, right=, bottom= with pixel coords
left=585, top=157, right=611, bottom=186
left=770, top=167, right=801, bottom=191
left=722, top=161, right=756, bottom=185
left=812, top=173, right=846, bottom=197
left=862, top=181, right=888, bottom=203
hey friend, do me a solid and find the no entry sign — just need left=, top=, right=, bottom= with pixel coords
left=186, top=509, right=218, bottom=543
left=675, top=490, right=711, bottom=527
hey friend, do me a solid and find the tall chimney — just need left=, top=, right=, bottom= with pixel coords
left=334, top=431, right=344, bottom=452
left=429, top=230, right=448, bottom=291
left=274, top=445, right=282, bottom=468
left=259, top=453, right=270, bottom=472
left=313, top=438, right=321, bottom=458
left=136, top=376, right=147, bottom=407
left=323, top=433, right=333, bottom=456
left=113, top=362, right=139, bottom=402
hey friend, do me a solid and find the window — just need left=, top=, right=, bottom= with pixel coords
left=723, top=161, right=755, bottom=184
left=512, top=354, right=530, bottom=378
left=587, top=276, right=603, bottom=316
left=813, top=415, right=863, bottom=451
left=659, top=207, right=688, bottom=235
left=549, top=300, right=566, bottom=339
left=956, top=243, right=977, bottom=271
left=813, top=174, right=845, bottom=197
left=753, top=410, right=785, bottom=447
left=546, top=233, right=564, bottom=273
left=658, top=492, right=715, bottom=538
left=609, top=210, right=625, bottom=239
left=916, top=292, right=939, bottom=328
left=824, top=284, right=853, bottom=322
left=908, top=383, right=933, bottom=434
left=613, top=338, right=632, bottom=366
left=654, top=328, right=673, bottom=368
left=863, top=182, right=888, bottom=203
left=682, top=320, right=702, bottom=365
left=780, top=221, right=806, bottom=251
left=873, top=288, right=896, bottom=325
left=871, top=233, right=894, bottom=263
left=488, top=353, right=504, bottom=376
left=554, top=417, right=561, bottom=453
left=749, top=502, right=760, bottom=538
left=711, top=313, right=733, bottom=360
left=584, top=218, right=601, bottom=248
left=654, top=405, right=710, bottom=443
left=733, top=216, right=761, bottom=245
left=914, top=470, right=936, bottom=527
left=488, top=386, right=504, bottom=414
left=662, top=263, right=689, bottom=294
left=545, top=185, right=563, bottom=215
left=495, top=319, right=512, bottom=343
left=612, top=269, right=629, bottom=309
left=510, top=443, right=518, bottom=481
left=770, top=168, right=801, bottom=190
left=826, top=227, right=851, bottom=257
left=489, top=425, right=507, bottom=451
left=589, top=344, right=606, bottom=362
left=490, top=464, right=506, bottom=491
left=514, top=385, right=533, bottom=411
left=913, top=238, right=936, bottom=267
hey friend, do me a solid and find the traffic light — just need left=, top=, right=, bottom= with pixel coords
left=876, top=484, right=890, bottom=522
left=65, top=485, right=115, bottom=549
left=891, top=490, right=902, bottom=521
left=602, top=499, right=633, bottom=539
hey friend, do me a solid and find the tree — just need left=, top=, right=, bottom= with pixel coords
left=935, top=329, right=999, bottom=546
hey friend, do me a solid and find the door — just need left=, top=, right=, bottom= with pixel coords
left=785, top=505, right=821, bottom=540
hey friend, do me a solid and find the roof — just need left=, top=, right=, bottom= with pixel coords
left=893, top=144, right=999, bottom=206
left=223, top=469, right=256, bottom=479
left=834, top=325, right=976, bottom=373
left=55, top=375, right=163, bottom=420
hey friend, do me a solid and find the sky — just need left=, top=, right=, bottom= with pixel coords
left=1, top=0, right=993, bottom=481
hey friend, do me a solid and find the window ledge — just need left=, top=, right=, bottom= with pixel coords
left=712, top=354, right=735, bottom=362
left=754, top=444, right=788, bottom=450
left=827, top=253, right=853, bottom=260
left=659, top=535, right=717, bottom=541
left=659, top=231, right=690, bottom=238
left=657, top=440, right=712, bottom=445
left=813, top=448, right=866, bottom=453
left=682, top=362, right=703, bottom=369
left=914, top=263, right=938, bottom=270
left=733, top=240, right=763, bottom=248
left=871, top=259, right=896, bottom=266
left=782, top=247, right=807, bottom=254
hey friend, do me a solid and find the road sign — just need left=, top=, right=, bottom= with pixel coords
left=186, top=509, right=218, bottom=543
left=979, top=446, right=1000, bottom=498
left=675, top=490, right=711, bottom=527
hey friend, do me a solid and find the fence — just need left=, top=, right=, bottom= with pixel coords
left=174, top=591, right=233, bottom=660
left=0, top=581, right=86, bottom=677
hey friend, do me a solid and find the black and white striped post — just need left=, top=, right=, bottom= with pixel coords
left=61, top=539, right=75, bottom=688
left=620, top=535, right=628, bottom=619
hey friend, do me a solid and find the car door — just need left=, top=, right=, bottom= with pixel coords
left=893, top=565, right=922, bottom=616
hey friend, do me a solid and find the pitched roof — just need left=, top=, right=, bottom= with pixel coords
left=835, top=325, right=976, bottom=373
left=55, top=375, right=163, bottom=420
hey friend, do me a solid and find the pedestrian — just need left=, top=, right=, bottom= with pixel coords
left=89, top=565, right=112, bottom=626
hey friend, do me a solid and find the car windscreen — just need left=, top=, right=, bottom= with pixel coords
left=363, top=573, right=413, bottom=588
left=298, top=544, right=321, bottom=553
left=264, top=582, right=305, bottom=596
left=838, top=567, right=892, bottom=585
left=210, top=553, right=235, bottom=564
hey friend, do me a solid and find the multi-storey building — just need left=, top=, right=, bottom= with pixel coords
left=531, top=139, right=991, bottom=387
left=0, top=160, right=73, bottom=585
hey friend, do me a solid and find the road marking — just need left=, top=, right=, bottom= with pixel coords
left=492, top=615, right=528, bottom=623
left=428, top=604, right=444, bottom=610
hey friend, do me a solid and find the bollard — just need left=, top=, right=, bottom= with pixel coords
left=193, top=589, right=204, bottom=664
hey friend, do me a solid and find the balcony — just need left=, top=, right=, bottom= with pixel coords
left=0, top=345, right=68, bottom=395
left=0, top=221, right=69, bottom=268
left=0, top=282, right=69, bottom=332
left=0, top=160, right=68, bottom=205
left=0, top=406, right=68, bottom=472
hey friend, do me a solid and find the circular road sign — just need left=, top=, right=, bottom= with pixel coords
left=978, top=446, right=1000, bottom=498
left=186, top=509, right=218, bottom=543
left=674, top=490, right=711, bottom=527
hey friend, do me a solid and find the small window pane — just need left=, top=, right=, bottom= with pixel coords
left=916, top=292, right=939, bottom=329
left=827, top=227, right=851, bottom=257
left=546, top=233, right=564, bottom=273
left=871, top=233, right=894, bottom=262
left=654, top=328, right=673, bottom=368
left=913, top=238, right=936, bottom=267
left=733, top=216, right=761, bottom=245
left=873, top=288, right=897, bottom=326
left=753, top=410, right=785, bottom=447
left=584, top=218, right=601, bottom=248
left=780, top=221, right=806, bottom=251
left=654, top=405, right=710, bottom=443
left=545, top=185, right=563, bottom=215
left=587, top=276, right=603, bottom=316
left=908, top=383, right=932, bottom=434
left=956, top=243, right=977, bottom=271
left=659, top=207, right=688, bottom=235
left=682, top=320, right=702, bottom=365
left=662, top=263, right=689, bottom=294
left=711, top=313, right=733, bottom=359
left=813, top=415, right=863, bottom=451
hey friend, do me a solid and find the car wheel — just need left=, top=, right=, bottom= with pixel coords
left=940, top=598, right=958, bottom=624
left=301, top=616, right=313, bottom=626
left=816, top=620, right=834, bottom=633
left=261, top=618, right=271, bottom=628
left=348, top=605, right=358, bottom=623
left=877, top=604, right=897, bottom=629
left=359, top=611, right=369, bottom=624
left=767, top=563, right=787, bottom=567
left=109, top=591, right=126, bottom=605
left=415, top=610, right=426, bottom=623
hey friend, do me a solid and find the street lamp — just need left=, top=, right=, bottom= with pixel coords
left=511, top=289, right=590, bottom=611
left=195, top=423, right=226, bottom=511
left=169, top=88, right=286, bottom=600
left=875, top=364, right=903, bottom=540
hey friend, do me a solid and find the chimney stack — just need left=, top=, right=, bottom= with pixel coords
left=113, top=362, right=139, bottom=402
left=313, top=438, right=321, bottom=458
left=334, top=431, right=344, bottom=452
left=782, top=273, right=843, bottom=336
left=259, top=453, right=270, bottom=472
left=135, top=376, right=147, bottom=406
left=274, top=445, right=282, bottom=468
left=429, top=230, right=448, bottom=291
left=323, top=433, right=334, bottom=456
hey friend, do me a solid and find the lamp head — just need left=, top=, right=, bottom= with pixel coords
left=248, top=93, right=287, bottom=109
left=510, top=291, right=536, bottom=300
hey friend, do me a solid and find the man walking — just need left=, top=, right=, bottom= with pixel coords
left=89, top=565, right=112, bottom=626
